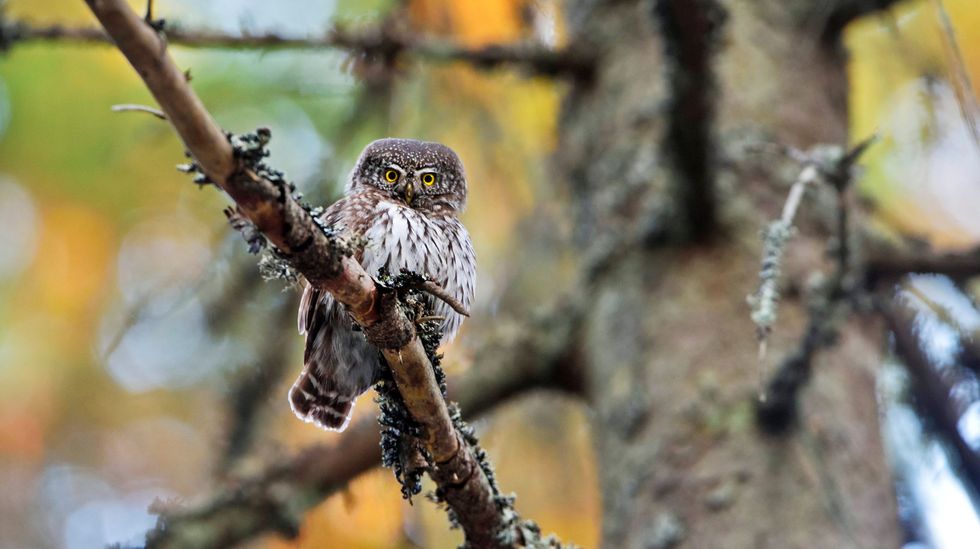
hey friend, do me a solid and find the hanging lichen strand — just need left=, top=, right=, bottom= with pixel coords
left=373, top=269, right=568, bottom=547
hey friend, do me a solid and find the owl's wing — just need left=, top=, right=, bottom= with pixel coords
left=434, top=217, right=476, bottom=341
left=292, top=193, right=381, bottom=432
left=296, top=196, right=354, bottom=335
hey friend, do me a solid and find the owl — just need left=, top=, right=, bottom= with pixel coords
left=289, top=138, right=476, bottom=431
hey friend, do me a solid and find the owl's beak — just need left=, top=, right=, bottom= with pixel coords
left=403, top=180, right=415, bottom=206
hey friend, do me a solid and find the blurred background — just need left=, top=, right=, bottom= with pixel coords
left=0, top=0, right=978, bottom=547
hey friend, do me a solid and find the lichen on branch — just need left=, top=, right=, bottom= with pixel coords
left=370, top=270, right=567, bottom=546
left=750, top=136, right=875, bottom=418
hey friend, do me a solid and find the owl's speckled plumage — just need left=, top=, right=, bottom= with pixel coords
left=289, top=138, right=476, bottom=431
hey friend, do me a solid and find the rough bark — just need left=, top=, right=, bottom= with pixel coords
left=554, top=1, right=900, bottom=547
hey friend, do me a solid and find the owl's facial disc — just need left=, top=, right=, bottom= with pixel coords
left=355, top=138, right=463, bottom=210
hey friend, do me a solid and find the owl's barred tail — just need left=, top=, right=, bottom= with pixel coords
left=288, top=371, right=355, bottom=432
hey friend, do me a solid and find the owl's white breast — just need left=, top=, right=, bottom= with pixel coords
left=359, top=200, right=475, bottom=341
left=361, top=201, right=447, bottom=282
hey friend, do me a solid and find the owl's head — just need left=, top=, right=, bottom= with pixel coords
left=349, top=138, right=468, bottom=214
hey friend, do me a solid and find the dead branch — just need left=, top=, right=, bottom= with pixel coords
left=751, top=130, right=962, bottom=435
left=748, top=163, right=821, bottom=371
left=1, top=16, right=593, bottom=79
left=111, top=103, right=167, bottom=119
left=754, top=138, right=875, bottom=430
left=81, top=0, right=546, bottom=546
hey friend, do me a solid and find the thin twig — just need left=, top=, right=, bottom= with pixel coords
left=750, top=163, right=820, bottom=399
left=755, top=198, right=852, bottom=432
left=779, top=166, right=820, bottom=224
left=750, top=134, right=878, bottom=400
left=111, top=103, right=167, bottom=119
left=754, top=137, right=874, bottom=425
left=416, top=314, right=446, bottom=323
left=2, top=19, right=593, bottom=79
left=420, top=279, right=470, bottom=317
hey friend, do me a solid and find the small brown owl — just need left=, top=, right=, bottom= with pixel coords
left=289, top=138, right=476, bottom=431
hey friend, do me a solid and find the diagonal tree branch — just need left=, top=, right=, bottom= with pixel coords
left=80, top=1, right=543, bottom=546
left=148, top=301, right=583, bottom=548
left=1, top=16, right=594, bottom=79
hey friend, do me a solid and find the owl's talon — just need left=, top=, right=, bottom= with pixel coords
left=416, top=315, right=446, bottom=324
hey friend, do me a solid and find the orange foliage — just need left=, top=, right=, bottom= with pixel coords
left=31, top=203, right=114, bottom=318
left=409, top=0, right=526, bottom=44
left=0, top=398, right=49, bottom=461
left=270, top=470, right=407, bottom=549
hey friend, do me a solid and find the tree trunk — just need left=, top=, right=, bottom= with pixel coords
left=556, top=1, right=900, bottom=547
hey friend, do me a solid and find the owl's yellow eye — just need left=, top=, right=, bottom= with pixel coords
left=421, top=173, right=437, bottom=186
left=384, top=169, right=399, bottom=183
